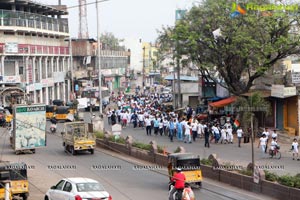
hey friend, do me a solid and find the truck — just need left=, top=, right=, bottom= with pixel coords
left=11, top=104, right=46, bottom=155
left=61, top=122, right=96, bottom=155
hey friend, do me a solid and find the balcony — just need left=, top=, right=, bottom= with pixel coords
left=0, top=43, right=69, bottom=55
left=0, top=9, right=69, bottom=34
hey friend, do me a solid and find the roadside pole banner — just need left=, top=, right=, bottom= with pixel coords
left=14, top=104, right=46, bottom=150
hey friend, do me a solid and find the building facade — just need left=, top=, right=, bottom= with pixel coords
left=71, top=39, right=129, bottom=94
left=0, top=1, right=71, bottom=106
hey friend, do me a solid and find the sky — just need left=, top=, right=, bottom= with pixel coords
left=38, top=0, right=199, bottom=42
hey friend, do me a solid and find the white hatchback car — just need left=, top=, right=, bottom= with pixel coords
left=45, top=177, right=112, bottom=200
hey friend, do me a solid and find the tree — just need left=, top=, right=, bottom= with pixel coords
left=100, top=32, right=125, bottom=51
left=157, top=0, right=300, bottom=95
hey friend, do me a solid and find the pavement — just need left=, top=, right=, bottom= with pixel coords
left=103, top=113, right=300, bottom=176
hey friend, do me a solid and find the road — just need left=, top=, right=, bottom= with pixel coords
left=0, top=120, right=275, bottom=200
left=102, top=114, right=298, bottom=176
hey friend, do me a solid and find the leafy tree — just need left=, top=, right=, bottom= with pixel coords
left=100, top=32, right=125, bottom=51
left=234, top=92, right=271, bottom=130
left=157, top=0, right=300, bottom=95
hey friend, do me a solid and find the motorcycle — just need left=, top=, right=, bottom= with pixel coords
left=168, top=182, right=195, bottom=200
left=50, top=123, right=57, bottom=133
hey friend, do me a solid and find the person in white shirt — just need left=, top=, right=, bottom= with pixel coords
left=191, top=119, right=198, bottom=142
left=258, top=134, right=267, bottom=158
left=227, top=126, right=233, bottom=144
left=292, top=138, right=299, bottom=161
left=269, top=138, right=278, bottom=157
left=163, top=118, right=169, bottom=136
left=184, top=122, right=192, bottom=143
left=272, top=130, right=278, bottom=140
left=220, top=126, right=227, bottom=144
left=138, top=112, right=145, bottom=129
left=262, top=128, right=270, bottom=153
left=106, top=108, right=112, bottom=125
left=197, top=121, right=204, bottom=138
left=236, top=127, right=243, bottom=147
left=145, top=116, right=152, bottom=136
left=159, top=119, right=164, bottom=136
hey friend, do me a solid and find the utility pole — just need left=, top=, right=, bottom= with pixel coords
left=69, top=37, right=74, bottom=101
left=142, top=46, right=146, bottom=91
left=96, top=0, right=103, bottom=117
left=176, top=51, right=182, bottom=108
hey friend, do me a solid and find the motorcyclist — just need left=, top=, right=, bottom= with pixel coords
left=50, top=116, right=57, bottom=133
left=169, top=168, right=186, bottom=200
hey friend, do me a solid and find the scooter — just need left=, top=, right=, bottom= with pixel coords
left=50, top=123, right=57, bottom=133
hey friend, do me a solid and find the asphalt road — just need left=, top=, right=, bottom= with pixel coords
left=0, top=119, right=274, bottom=200
left=101, top=115, right=299, bottom=176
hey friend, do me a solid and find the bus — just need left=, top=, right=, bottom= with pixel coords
left=80, top=86, right=110, bottom=111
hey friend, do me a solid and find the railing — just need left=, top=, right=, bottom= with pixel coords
left=0, top=43, right=70, bottom=55
left=0, top=9, right=69, bottom=34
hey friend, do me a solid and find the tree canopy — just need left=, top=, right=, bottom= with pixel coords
left=157, top=0, right=300, bottom=95
left=100, top=32, right=125, bottom=51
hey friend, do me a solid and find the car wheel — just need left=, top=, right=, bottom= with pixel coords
left=44, top=196, right=49, bottom=200
left=90, top=149, right=94, bottom=154
left=70, top=146, right=76, bottom=155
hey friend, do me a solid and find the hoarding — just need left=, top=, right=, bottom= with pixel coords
left=13, top=104, right=46, bottom=150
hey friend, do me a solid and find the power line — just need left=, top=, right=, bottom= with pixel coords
left=67, top=0, right=110, bottom=10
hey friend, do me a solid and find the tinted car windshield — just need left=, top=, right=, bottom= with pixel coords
left=76, top=182, right=104, bottom=192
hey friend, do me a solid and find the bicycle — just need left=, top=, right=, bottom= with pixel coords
left=269, top=145, right=281, bottom=159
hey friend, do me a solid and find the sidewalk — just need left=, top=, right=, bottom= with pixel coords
left=104, top=118, right=300, bottom=176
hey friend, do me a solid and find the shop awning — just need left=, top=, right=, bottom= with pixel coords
left=209, top=96, right=236, bottom=108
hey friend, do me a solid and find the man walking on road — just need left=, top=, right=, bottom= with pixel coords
left=204, top=124, right=210, bottom=148
left=237, top=127, right=243, bottom=147
left=145, top=116, right=152, bottom=136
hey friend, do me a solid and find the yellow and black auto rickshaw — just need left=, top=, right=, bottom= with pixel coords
left=168, top=153, right=202, bottom=187
left=66, top=101, right=77, bottom=116
left=0, top=162, right=29, bottom=200
left=46, top=105, right=56, bottom=120
left=55, top=106, right=74, bottom=122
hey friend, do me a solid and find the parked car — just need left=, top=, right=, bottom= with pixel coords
left=44, top=177, right=112, bottom=200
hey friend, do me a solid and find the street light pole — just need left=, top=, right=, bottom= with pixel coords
left=69, top=37, right=74, bottom=101
left=142, top=46, right=145, bottom=90
left=96, top=0, right=103, bottom=118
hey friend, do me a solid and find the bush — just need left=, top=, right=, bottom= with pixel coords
left=108, top=135, right=126, bottom=144
left=200, top=158, right=213, bottom=166
left=95, top=131, right=105, bottom=139
left=174, top=147, right=181, bottom=153
left=132, top=142, right=152, bottom=151
left=264, top=170, right=278, bottom=182
left=278, top=175, right=295, bottom=187
left=157, top=145, right=164, bottom=154
left=238, top=169, right=252, bottom=176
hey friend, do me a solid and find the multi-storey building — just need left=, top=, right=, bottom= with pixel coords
left=0, top=0, right=70, bottom=106
left=71, top=39, right=130, bottom=94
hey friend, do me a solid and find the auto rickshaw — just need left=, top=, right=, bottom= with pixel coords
left=0, top=162, right=29, bottom=200
left=52, top=99, right=64, bottom=106
left=46, top=105, right=56, bottom=120
left=168, top=153, right=202, bottom=187
left=66, top=101, right=77, bottom=115
left=55, top=106, right=74, bottom=122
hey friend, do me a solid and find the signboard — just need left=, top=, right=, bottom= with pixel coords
left=253, top=167, right=260, bottom=184
left=13, top=104, right=46, bottom=150
left=5, top=43, right=18, bottom=53
left=41, top=78, right=54, bottom=87
left=292, top=72, right=300, bottom=84
left=53, top=72, right=65, bottom=83
left=271, top=85, right=296, bottom=98
left=112, top=124, right=122, bottom=136
left=0, top=75, right=21, bottom=83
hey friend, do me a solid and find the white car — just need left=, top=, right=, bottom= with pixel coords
left=45, top=177, right=112, bottom=200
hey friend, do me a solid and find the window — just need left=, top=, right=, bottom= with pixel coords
left=76, top=182, right=104, bottom=192
left=63, top=182, right=72, bottom=192
left=19, top=66, right=24, bottom=75
left=55, top=180, right=65, bottom=190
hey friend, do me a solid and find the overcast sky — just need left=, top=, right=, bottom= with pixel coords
left=38, top=0, right=198, bottom=42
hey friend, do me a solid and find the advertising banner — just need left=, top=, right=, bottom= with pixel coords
left=13, top=104, right=46, bottom=150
